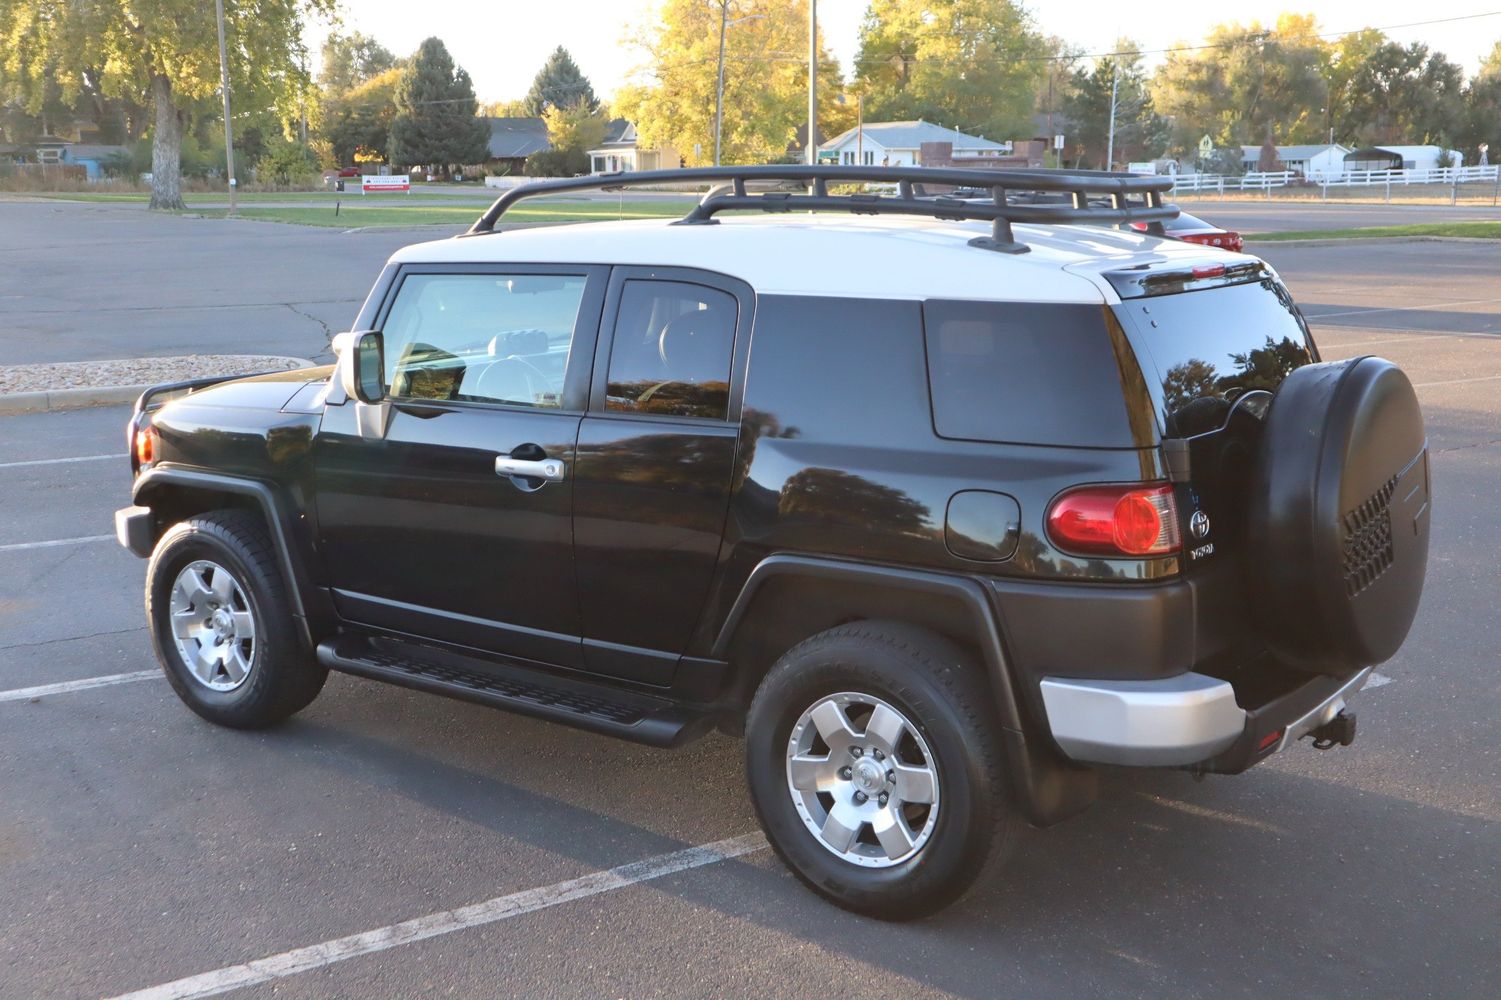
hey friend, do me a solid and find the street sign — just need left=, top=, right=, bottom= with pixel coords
left=1198, top=135, right=1214, bottom=157
left=1053, top=134, right=1065, bottom=150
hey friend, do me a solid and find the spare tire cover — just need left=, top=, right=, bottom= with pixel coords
left=1248, top=356, right=1430, bottom=673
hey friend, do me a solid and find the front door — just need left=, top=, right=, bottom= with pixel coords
left=314, top=264, right=606, bottom=668
left=571, top=267, right=752, bottom=685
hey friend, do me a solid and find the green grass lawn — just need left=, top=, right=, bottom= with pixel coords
left=201, top=200, right=700, bottom=227
left=1254, top=221, right=1501, bottom=241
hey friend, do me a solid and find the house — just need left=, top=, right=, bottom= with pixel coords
left=1238, top=143, right=1350, bottom=177
left=819, top=120, right=1013, bottom=167
left=586, top=120, right=680, bottom=174
left=484, top=117, right=550, bottom=174
left=1344, top=145, right=1463, bottom=172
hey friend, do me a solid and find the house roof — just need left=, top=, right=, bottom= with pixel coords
left=821, top=120, right=1009, bottom=152
left=594, top=119, right=635, bottom=150
left=1239, top=143, right=1349, bottom=161
left=485, top=118, right=550, bottom=160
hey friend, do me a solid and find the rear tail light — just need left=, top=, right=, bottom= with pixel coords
left=132, top=423, right=155, bottom=471
left=1046, top=484, right=1181, bottom=557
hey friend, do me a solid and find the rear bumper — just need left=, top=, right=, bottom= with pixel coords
left=114, top=505, right=155, bottom=558
left=1041, top=666, right=1371, bottom=769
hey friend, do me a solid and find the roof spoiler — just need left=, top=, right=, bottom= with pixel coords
left=464, top=165, right=1178, bottom=255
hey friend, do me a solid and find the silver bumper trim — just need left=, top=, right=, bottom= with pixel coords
left=1040, top=672, right=1246, bottom=766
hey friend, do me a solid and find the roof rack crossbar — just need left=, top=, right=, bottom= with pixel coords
left=464, top=166, right=1178, bottom=252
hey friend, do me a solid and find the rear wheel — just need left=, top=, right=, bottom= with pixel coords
left=745, top=622, right=1018, bottom=919
left=146, top=510, right=326, bottom=728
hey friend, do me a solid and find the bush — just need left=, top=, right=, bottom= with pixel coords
left=255, top=139, right=322, bottom=186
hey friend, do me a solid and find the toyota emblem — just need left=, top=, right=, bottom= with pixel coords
left=1190, top=510, right=1211, bottom=539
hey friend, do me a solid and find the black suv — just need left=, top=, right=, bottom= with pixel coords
left=115, top=167, right=1430, bottom=919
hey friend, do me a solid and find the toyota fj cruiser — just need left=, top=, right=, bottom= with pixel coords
left=115, top=166, right=1430, bottom=919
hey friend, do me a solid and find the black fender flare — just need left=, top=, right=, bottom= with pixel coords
left=132, top=466, right=317, bottom=647
left=712, top=554, right=1096, bottom=826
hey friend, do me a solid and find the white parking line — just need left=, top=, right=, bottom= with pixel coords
left=108, top=832, right=769, bottom=1000
left=1305, top=295, right=1501, bottom=320
left=0, top=533, right=116, bottom=553
left=0, top=670, right=160, bottom=703
left=1412, top=374, right=1501, bottom=389
left=0, top=453, right=125, bottom=470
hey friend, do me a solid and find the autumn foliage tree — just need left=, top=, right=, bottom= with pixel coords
left=616, top=0, right=845, bottom=165
left=854, top=0, right=1048, bottom=140
left=0, top=0, right=332, bottom=209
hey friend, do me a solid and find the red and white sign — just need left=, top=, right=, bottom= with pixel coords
left=361, top=175, right=411, bottom=193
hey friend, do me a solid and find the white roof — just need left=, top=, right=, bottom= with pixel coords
left=391, top=215, right=1255, bottom=305
left=820, top=121, right=1010, bottom=154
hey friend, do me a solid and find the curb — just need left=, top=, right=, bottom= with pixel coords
left=1246, top=235, right=1501, bottom=248
left=0, top=358, right=318, bottom=417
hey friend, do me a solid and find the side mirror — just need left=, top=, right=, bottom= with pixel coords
left=336, top=330, right=385, bottom=404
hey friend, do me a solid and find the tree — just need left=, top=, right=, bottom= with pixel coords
left=318, top=32, right=398, bottom=95
left=1336, top=41, right=1464, bottom=145
left=526, top=103, right=607, bottom=176
left=523, top=47, right=599, bottom=117
left=616, top=0, right=845, bottom=166
left=1061, top=42, right=1166, bottom=169
left=1458, top=42, right=1501, bottom=159
left=387, top=38, right=490, bottom=173
left=854, top=0, right=1047, bottom=141
left=326, top=67, right=403, bottom=166
left=1152, top=17, right=1329, bottom=154
left=0, top=0, right=331, bottom=209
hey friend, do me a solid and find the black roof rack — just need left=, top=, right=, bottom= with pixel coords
left=464, top=165, right=1178, bottom=254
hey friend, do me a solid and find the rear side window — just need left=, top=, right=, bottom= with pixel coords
left=605, top=280, right=736, bottom=420
left=923, top=300, right=1136, bottom=448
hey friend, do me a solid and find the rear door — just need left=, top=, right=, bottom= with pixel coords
left=570, top=267, right=753, bottom=685
left=314, top=264, right=607, bottom=668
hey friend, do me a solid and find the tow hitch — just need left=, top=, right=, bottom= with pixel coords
left=1308, top=711, right=1356, bottom=750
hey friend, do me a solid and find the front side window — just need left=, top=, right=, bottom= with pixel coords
left=380, top=273, right=586, bottom=407
left=605, top=280, right=736, bottom=420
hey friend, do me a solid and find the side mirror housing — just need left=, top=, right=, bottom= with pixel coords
left=337, top=330, right=385, bottom=403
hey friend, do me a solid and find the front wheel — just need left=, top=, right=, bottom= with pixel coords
left=745, top=622, right=1018, bottom=919
left=145, top=510, right=326, bottom=728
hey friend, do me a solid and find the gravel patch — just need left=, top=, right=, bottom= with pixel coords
left=0, top=355, right=310, bottom=395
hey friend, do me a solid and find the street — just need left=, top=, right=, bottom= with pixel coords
left=0, top=204, right=1498, bottom=998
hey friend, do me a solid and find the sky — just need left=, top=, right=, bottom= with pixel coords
left=305, top=2, right=1501, bottom=104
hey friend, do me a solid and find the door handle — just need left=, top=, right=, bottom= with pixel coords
left=494, top=455, right=566, bottom=482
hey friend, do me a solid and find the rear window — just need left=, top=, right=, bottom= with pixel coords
left=1118, top=279, right=1315, bottom=438
left=923, top=300, right=1138, bottom=448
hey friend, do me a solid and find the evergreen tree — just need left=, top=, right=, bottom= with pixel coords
left=522, top=47, right=599, bottom=116
left=1062, top=43, right=1167, bottom=169
left=388, top=38, right=490, bottom=173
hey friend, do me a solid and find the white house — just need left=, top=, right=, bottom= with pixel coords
left=1239, top=143, right=1350, bottom=177
left=819, top=120, right=1012, bottom=167
left=587, top=120, right=681, bottom=174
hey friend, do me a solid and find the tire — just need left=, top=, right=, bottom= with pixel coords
left=745, top=621, right=1018, bottom=920
left=1248, top=356, right=1430, bottom=673
left=145, top=509, right=327, bottom=728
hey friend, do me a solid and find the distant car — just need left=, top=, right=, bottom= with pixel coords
left=1130, top=210, right=1243, bottom=252
left=338, top=167, right=360, bottom=178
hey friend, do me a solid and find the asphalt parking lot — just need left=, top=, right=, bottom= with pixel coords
left=1, top=204, right=1498, bottom=998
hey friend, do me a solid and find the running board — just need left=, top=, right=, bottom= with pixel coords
left=317, top=635, right=717, bottom=748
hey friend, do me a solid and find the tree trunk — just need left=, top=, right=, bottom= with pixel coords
left=148, top=74, right=186, bottom=211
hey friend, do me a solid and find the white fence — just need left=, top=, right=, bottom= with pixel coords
left=1172, top=164, right=1501, bottom=195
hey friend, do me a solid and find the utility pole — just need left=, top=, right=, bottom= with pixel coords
left=214, top=0, right=237, bottom=216
left=807, top=0, right=817, bottom=166
left=715, top=1, right=729, bottom=166
left=856, top=94, right=863, bottom=166
left=1104, top=60, right=1119, bottom=171
left=713, top=4, right=763, bottom=167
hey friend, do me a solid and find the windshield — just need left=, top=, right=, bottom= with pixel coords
left=1116, top=278, right=1316, bottom=438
